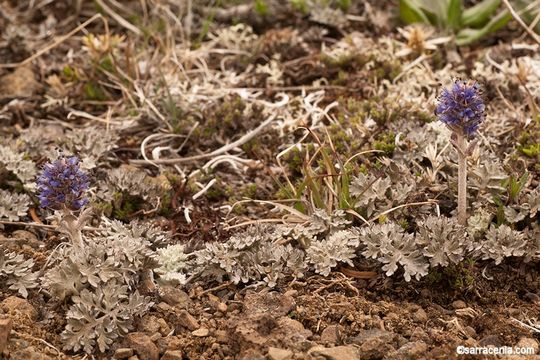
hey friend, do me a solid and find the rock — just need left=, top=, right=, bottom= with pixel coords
left=0, top=65, right=42, bottom=98
left=238, top=348, right=265, bottom=360
left=320, top=325, right=343, bottom=345
left=267, top=347, right=293, bottom=360
left=451, top=300, right=467, bottom=310
left=391, top=341, right=428, bottom=359
left=243, top=290, right=296, bottom=317
left=507, top=308, right=520, bottom=316
left=308, top=345, right=361, bottom=360
left=217, top=302, right=228, bottom=313
left=464, top=326, right=476, bottom=338
left=140, top=315, right=161, bottom=334
left=284, top=290, right=298, bottom=297
left=10, top=346, right=53, bottom=360
left=161, top=350, right=183, bottom=360
left=177, top=310, right=200, bottom=331
left=160, top=287, right=192, bottom=308
left=412, top=308, right=428, bottom=323
left=256, top=314, right=278, bottom=335
left=155, top=336, right=183, bottom=354
left=126, top=332, right=159, bottom=360
left=215, top=329, right=229, bottom=344
left=114, top=348, right=134, bottom=359
left=410, top=327, right=428, bottom=342
left=0, top=317, right=12, bottom=353
left=516, top=337, right=538, bottom=354
left=350, top=329, right=395, bottom=359
left=1, top=296, right=37, bottom=322
left=350, top=328, right=394, bottom=345
left=192, top=328, right=209, bottom=337
left=524, top=292, right=540, bottom=304
left=478, top=335, right=502, bottom=347
left=157, top=318, right=171, bottom=336
left=156, top=302, right=172, bottom=312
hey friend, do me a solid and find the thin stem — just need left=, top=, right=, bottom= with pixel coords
left=456, top=134, right=468, bottom=226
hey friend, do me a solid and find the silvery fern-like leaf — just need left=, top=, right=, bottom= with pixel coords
left=62, top=282, right=151, bottom=353
left=359, top=222, right=405, bottom=259
left=359, top=223, right=429, bottom=281
left=477, top=225, right=527, bottom=265
left=300, top=208, right=351, bottom=238
left=524, top=186, right=540, bottom=218
left=0, top=145, right=37, bottom=185
left=503, top=206, right=528, bottom=224
left=0, top=189, right=31, bottom=221
left=400, top=250, right=430, bottom=282
left=416, top=216, right=468, bottom=267
left=0, top=250, right=38, bottom=298
left=350, top=173, right=391, bottom=217
left=306, top=229, right=360, bottom=276
left=44, top=218, right=158, bottom=301
left=192, top=225, right=305, bottom=287
left=102, top=167, right=164, bottom=204
left=59, top=127, right=118, bottom=169
left=390, top=182, right=415, bottom=204
left=42, top=256, right=86, bottom=300
left=469, top=161, right=507, bottom=193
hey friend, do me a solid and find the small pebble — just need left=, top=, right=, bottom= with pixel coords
left=192, top=328, right=210, bottom=337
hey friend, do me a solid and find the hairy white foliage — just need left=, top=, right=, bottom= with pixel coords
left=350, top=173, right=391, bottom=217
left=476, top=225, right=528, bottom=265
left=0, top=145, right=37, bottom=184
left=0, top=249, right=38, bottom=298
left=306, top=229, right=360, bottom=276
left=359, top=223, right=429, bottom=281
left=43, top=219, right=159, bottom=353
left=469, top=161, right=507, bottom=193
left=0, top=189, right=31, bottom=221
left=193, top=225, right=306, bottom=287
left=62, top=281, right=151, bottom=353
left=416, top=216, right=468, bottom=267
left=60, top=127, right=118, bottom=169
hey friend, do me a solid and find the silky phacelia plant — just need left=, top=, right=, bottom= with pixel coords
left=435, top=79, right=485, bottom=136
left=37, top=156, right=89, bottom=211
left=436, top=79, right=485, bottom=226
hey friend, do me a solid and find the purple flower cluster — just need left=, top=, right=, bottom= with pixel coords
left=37, top=156, right=90, bottom=210
left=435, top=79, right=485, bottom=136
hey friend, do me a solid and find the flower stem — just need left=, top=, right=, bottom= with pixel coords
left=61, top=208, right=83, bottom=248
left=456, top=133, right=468, bottom=226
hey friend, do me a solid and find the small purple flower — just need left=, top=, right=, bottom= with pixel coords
left=435, top=79, right=485, bottom=136
left=37, top=155, right=89, bottom=210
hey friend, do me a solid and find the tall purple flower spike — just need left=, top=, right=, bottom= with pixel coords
left=37, top=156, right=90, bottom=211
left=435, top=79, right=485, bottom=136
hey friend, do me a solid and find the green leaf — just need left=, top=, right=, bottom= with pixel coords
left=254, top=0, right=269, bottom=16
left=456, top=10, right=511, bottom=45
left=420, top=0, right=452, bottom=27
left=447, top=0, right=463, bottom=30
left=399, top=0, right=431, bottom=24
left=462, top=0, right=501, bottom=27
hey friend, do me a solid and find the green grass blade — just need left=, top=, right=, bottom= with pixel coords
left=399, top=0, right=431, bottom=24
left=462, top=0, right=501, bottom=27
